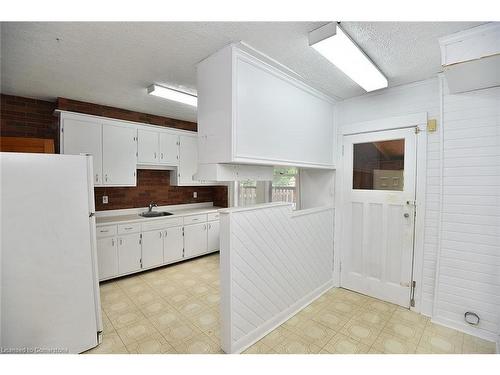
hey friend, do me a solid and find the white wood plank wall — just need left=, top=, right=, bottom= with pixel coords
left=219, top=203, right=334, bottom=353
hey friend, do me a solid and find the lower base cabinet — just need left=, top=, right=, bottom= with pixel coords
left=207, top=220, right=220, bottom=253
left=142, top=230, right=164, bottom=269
left=96, top=216, right=220, bottom=281
left=164, top=226, right=184, bottom=263
left=117, top=233, right=142, bottom=274
left=184, top=222, right=208, bottom=258
left=97, top=237, right=119, bottom=279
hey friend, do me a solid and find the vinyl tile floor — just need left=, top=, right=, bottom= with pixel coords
left=85, top=253, right=496, bottom=355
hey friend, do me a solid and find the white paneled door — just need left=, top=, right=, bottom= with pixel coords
left=341, top=127, right=417, bottom=308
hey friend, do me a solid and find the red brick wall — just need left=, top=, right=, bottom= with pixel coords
left=94, top=169, right=227, bottom=211
left=57, top=97, right=197, bottom=132
left=1, top=93, right=228, bottom=209
left=0, top=94, right=59, bottom=151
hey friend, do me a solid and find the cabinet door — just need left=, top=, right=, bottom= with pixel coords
left=159, top=133, right=179, bottom=165
left=102, top=124, right=137, bottom=186
left=96, top=237, right=118, bottom=280
left=178, top=135, right=199, bottom=185
left=117, top=233, right=141, bottom=275
left=207, top=221, right=220, bottom=252
left=164, top=226, right=184, bottom=263
left=184, top=223, right=208, bottom=258
left=138, top=129, right=159, bottom=164
left=141, top=230, right=164, bottom=269
left=62, top=117, right=103, bottom=186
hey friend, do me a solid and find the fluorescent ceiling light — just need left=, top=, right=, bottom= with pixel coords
left=148, top=84, right=197, bottom=107
left=309, top=23, right=388, bottom=92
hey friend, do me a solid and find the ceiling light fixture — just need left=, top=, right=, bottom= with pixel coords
left=309, top=22, right=388, bottom=92
left=147, top=84, right=197, bottom=107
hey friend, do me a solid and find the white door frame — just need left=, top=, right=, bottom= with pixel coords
left=334, top=112, right=428, bottom=312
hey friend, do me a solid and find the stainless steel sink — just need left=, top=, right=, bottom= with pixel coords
left=139, top=211, right=173, bottom=218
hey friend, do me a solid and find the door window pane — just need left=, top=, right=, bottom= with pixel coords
left=353, top=139, right=404, bottom=190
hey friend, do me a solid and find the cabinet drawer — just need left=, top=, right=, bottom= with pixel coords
left=117, top=223, right=141, bottom=235
left=96, top=225, right=117, bottom=238
left=141, top=217, right=183, bottom=232
left=183, top=214, right=207, bottom=225
left=207, top=212, right=220, bottom=221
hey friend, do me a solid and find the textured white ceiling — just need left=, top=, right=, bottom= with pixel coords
left=0, top=22, right=484, bottom=122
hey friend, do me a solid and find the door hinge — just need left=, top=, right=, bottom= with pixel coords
left=134, top=171, right=136, bottom=177
left=415, top=126, right=420, bottom=134
left=410, top=281, right=416, bottom=307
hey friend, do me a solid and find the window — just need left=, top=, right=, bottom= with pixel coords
left=353, top=139, right=404, bottom=191
left=236, top=167, right=299, bottom=207
left=271, top=167, right=298, bottom=207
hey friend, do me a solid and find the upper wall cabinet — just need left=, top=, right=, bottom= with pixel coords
left=137, top=127, right=179, bottom=166
left=61, top=116, right=103, bottom=185
left=102, top=122, right=137, bottom=186
left=170, top=134, right=209, bottom=186
left=61, top=113, right=137, bottom=187
left=60, top=111, right=206, bottom=187
left=197, top=43, right=336, bottom=169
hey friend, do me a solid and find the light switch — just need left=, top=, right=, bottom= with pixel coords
left=102, top=196, right=108, bottom=204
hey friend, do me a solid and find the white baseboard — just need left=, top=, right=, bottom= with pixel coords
left=227, top=279, right=335, bottom=354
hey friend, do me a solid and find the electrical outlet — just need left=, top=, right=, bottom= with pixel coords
left=102, top=195, right=108, bottom=204
left=193, top=192, right=197, bottom=199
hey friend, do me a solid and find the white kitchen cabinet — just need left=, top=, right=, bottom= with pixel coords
left=197, top=43, right=335, bottom=169
left=137, top=129, right=159, bottom=164
left=184, top=222, right=208, bottom=258
left=159, top=132, right=179, bottom=165
left=61, top=117, right=103, bottom=186
left=207, top=220, right=220, bottom=252
left=141, top=230, right=164, bottom=269
left=96, top=237, right=118, bottom=280
left=117, top=233, right=141, bottom=274
left=172, top=135, right=205, bottom=186
left=102, top=123, right=137, bottom=186
left=164, top=226, right=184, bottom=263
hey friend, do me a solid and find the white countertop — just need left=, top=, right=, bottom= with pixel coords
left=95, top=203, right=223, bottom=226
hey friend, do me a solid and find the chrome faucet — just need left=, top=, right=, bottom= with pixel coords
left=148, top=202, right=158, bottom=212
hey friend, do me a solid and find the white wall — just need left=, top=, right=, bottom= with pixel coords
left=432, top=82, right=500, bottom=341
left=336, top=78, right=441, bottom=316
left=335, top=77, right=500, bottom=341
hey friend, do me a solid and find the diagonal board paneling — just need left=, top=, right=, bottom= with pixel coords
left=219, top=202, right=334, bottom=353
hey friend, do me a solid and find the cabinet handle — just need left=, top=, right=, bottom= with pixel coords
left=154, top=152, right=157, bottom=159
left=161, top=152, right=164, bottom=159
left=208, top=223, right=211, bottom=229
left=203, top=224, right=207, bottom=230
left=159, top=231, right=162, bottom=238
left=111, top=239, right=115, bottom=246
left=164, top=230, right=168, bottom=237
left=95, top=174, right=99, bottom=182
left=100, top=229, right=109, bottom=233
left=105, top=174, right=108, bottom=182
left=124, top=227, right=133, bottom=230
left=119, top=238, right=122, bottom=245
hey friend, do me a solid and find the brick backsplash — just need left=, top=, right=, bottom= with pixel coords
left=1, top=93, right=228, bottom=209
left=94, top=169, right=227, bottom=211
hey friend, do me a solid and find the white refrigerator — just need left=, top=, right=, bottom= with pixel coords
left=0, top=152, right=102, bottom=354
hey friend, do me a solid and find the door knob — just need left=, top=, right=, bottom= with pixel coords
left=404, top=213, right=410, bottom=218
